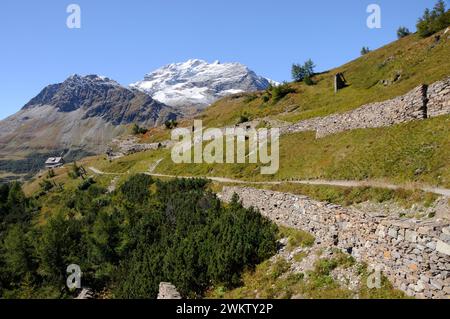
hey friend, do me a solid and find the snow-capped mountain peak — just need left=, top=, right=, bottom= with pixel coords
left=130, top=59, right=275, bottom=110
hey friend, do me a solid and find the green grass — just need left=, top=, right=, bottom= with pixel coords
left=153, top=115, right=450, bottom=187
left=278, top=226, right=315, bottom=251
left=301, top=253, right=356, bottom=299
left=93, top=148, right=169, bottom=174
left=72, top=116, right=449, bottom=208
left=199, top=31, right=450, bottom=127
left=46, top=31, right=449, bottom=193
left=207, top=258, right=298, bottom=299
left=273, top=116, right=450, bottom=187
left=293, top=251, right=308, bottom=263
left=58, top=115, right=448, bottom=213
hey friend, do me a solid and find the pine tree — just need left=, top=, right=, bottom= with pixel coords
left=303, top=59, right=316, bottom=76
left=3, top=225, right=33, bottom=278
left=291, top=63, right=304, bottom=82
left=417, top=0, right=450, bottom=38
left=291, top=59, right=316, bottom=82
left=5, top=182, right=28, bottom=223
left=361, top=47, right=371, bottom=55
left=397, top=26, right=411, bottom=39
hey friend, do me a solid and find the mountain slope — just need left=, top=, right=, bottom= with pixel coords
left=130, top=59, right=274, bottom=112
left=77, top=31, right=450, bottom=190
left=199, top=30, right=450, bottom=127
left=0, top=75, right=177, bottom=157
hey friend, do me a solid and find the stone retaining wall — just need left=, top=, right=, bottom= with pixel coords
left=282, top=77, right=450, bottom=138
left=219, top=186, right=450, bottom=299
left=427, top=77, right=450, bottom=117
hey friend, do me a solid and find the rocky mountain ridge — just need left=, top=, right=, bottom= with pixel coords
left=0, top=74, right=177, bottom=156
left=130, top=59, right=275, bottom=111
left=0, top=59, right=274, bottom=161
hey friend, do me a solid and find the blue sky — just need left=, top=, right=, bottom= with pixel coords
left=0, top=0, right=442, bottom=119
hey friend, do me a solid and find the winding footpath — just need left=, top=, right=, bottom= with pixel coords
left=88, top=166, right=450, bottom=197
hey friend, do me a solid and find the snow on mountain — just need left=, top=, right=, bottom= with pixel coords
left=130, top=59, right=276, bottom=110
left=0, top=60, right=277, bottom=161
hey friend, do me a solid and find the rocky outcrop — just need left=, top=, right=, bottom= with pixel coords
left=282, top=77, right=450, bottom=138
left=219, top=187, right=450, bottom=299
left=157, top=282, right=182, bottom=299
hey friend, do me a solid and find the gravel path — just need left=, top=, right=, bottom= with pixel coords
left=87, top=166, right=450, bottom=198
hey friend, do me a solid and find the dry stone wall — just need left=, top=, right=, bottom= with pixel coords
left=427, top=77, right=450, bottom=117
left=282, top=77, right=450, bottom=138
left=219, top=186, right=450, bottom=299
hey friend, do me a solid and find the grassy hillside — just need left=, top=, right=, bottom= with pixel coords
left=152, top=115, right=450, bottom=188
left=199, top=30, right=450, bottom=127
left=70, top=116, right=449, bottom=196
left=20, top=28, right=450, bottom=215
left=52, top=114, right=447, bottom=219
left=46, top=29, right=450, bottom=207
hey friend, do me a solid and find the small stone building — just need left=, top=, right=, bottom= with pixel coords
left=45, top=157, right=64, bottom=169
